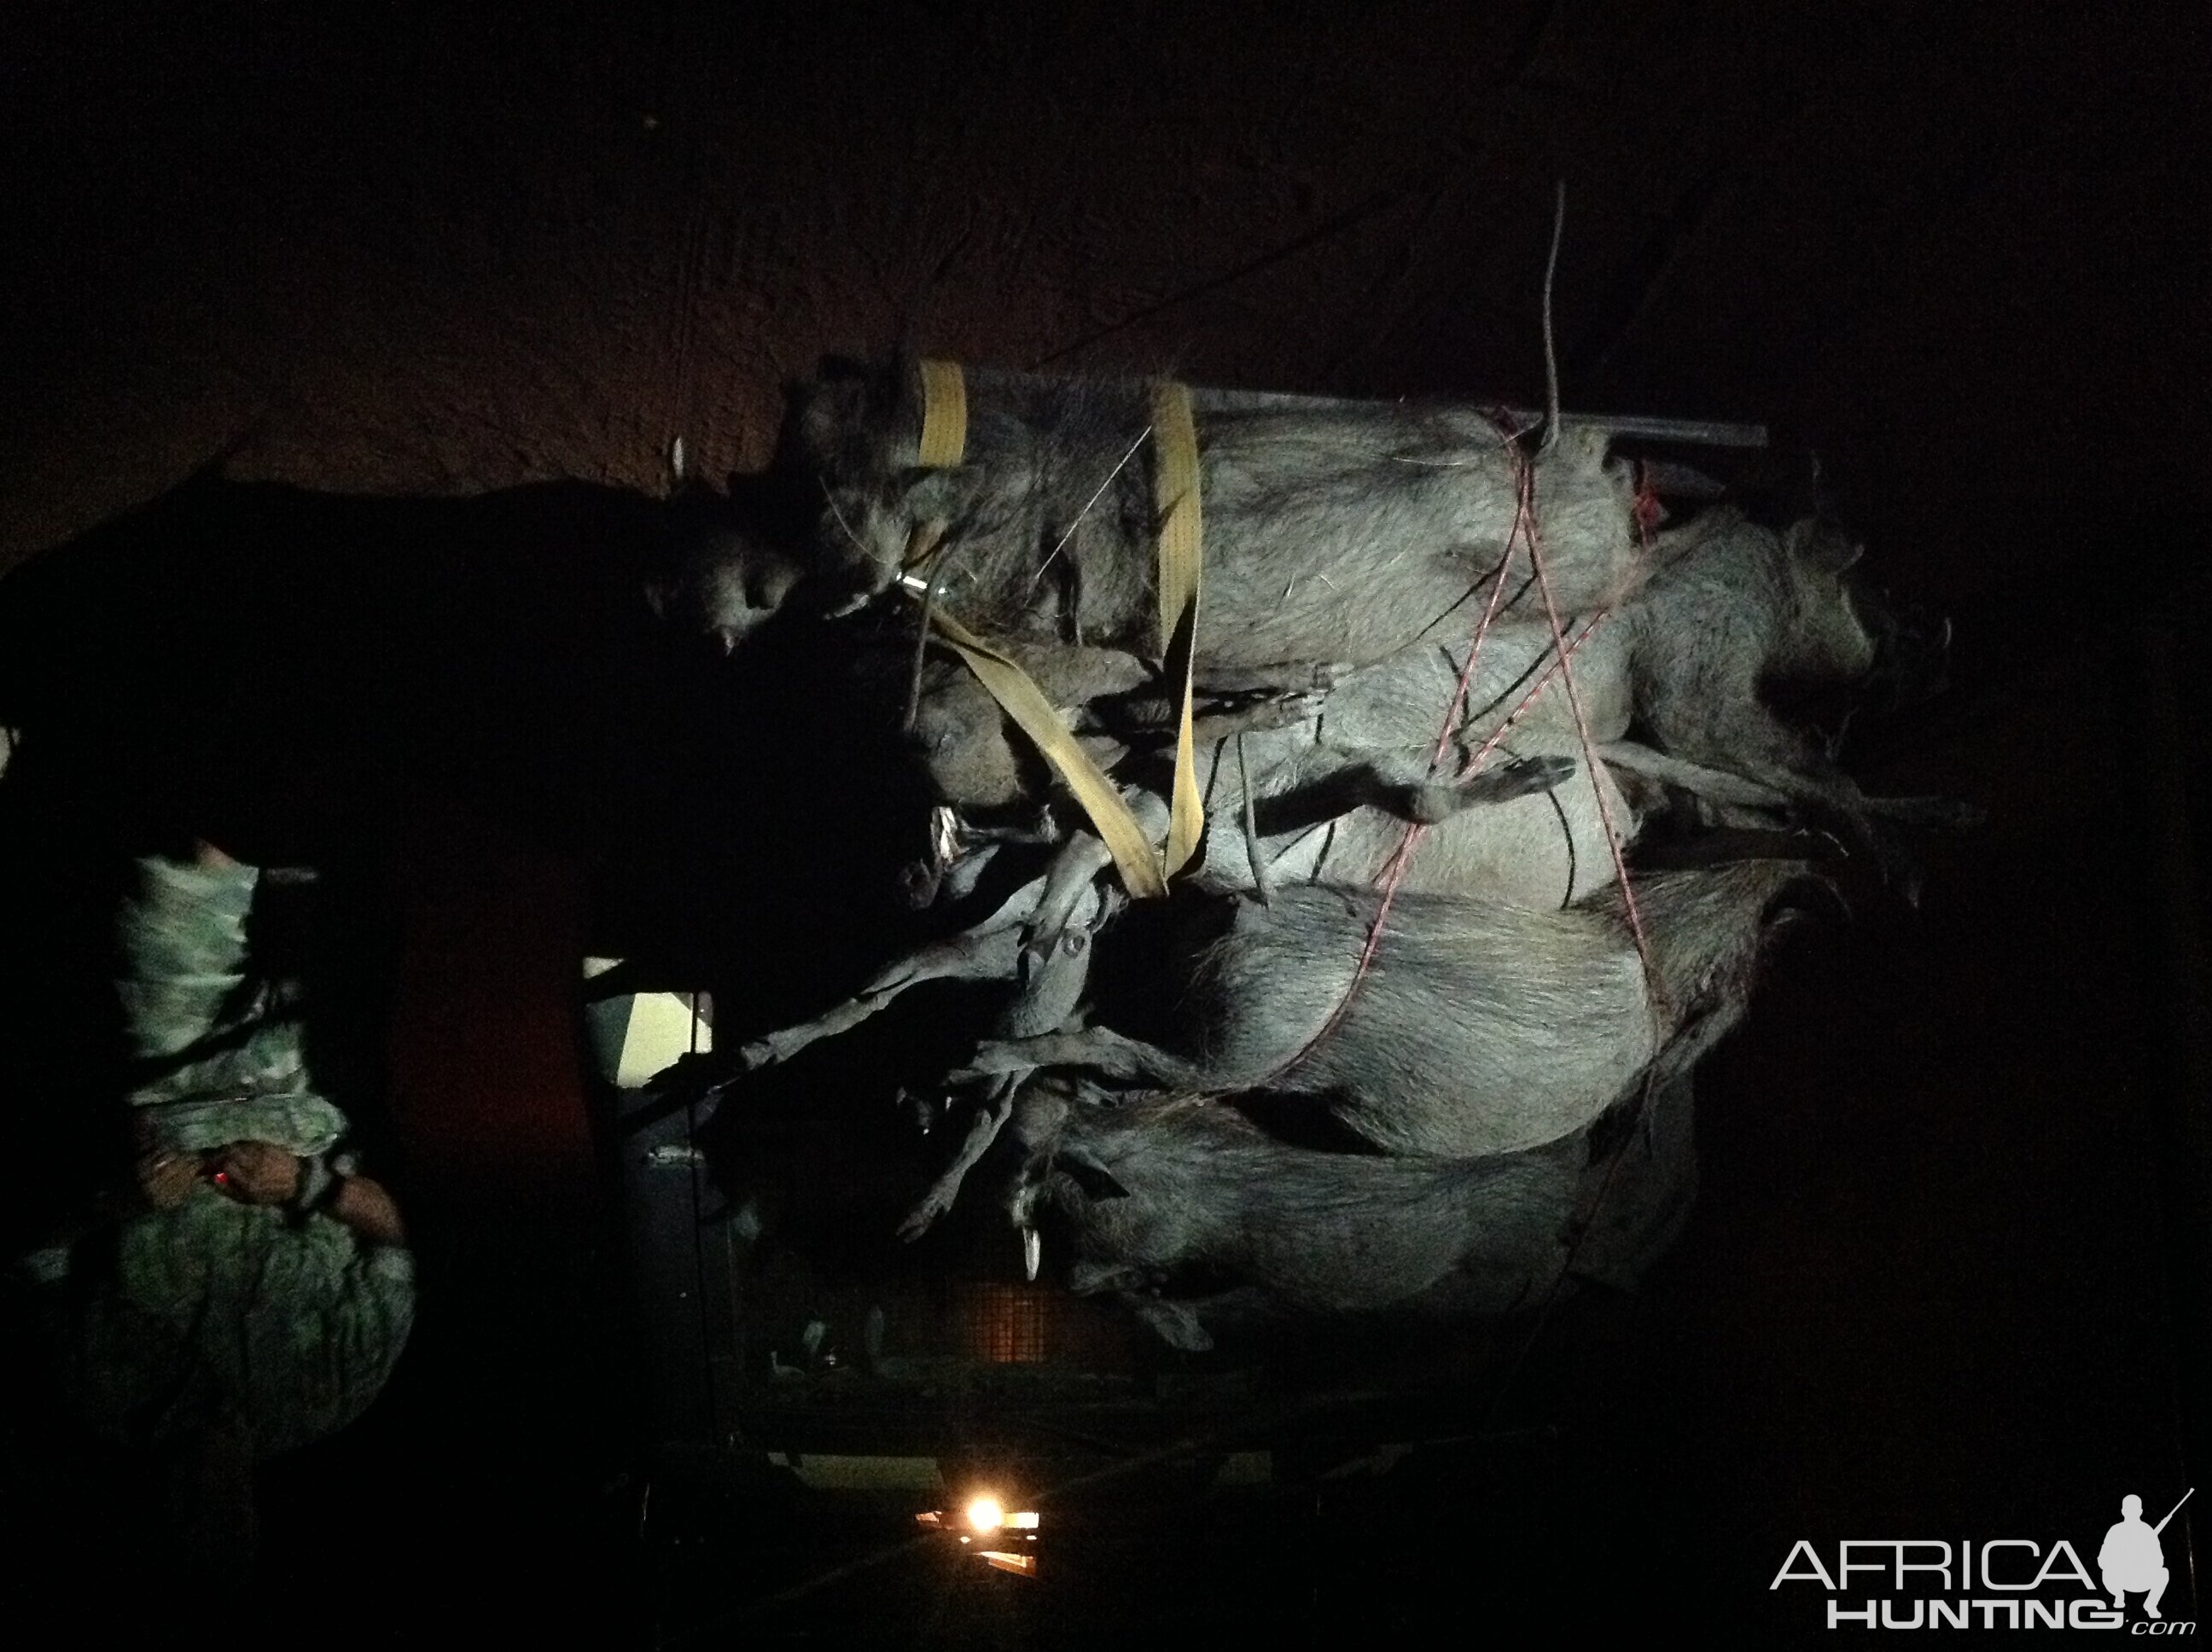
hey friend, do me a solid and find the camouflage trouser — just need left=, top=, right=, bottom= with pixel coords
left=114, top=856, right=347, bottom=1158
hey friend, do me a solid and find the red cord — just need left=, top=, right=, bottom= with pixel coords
left=1268, top=422, right=1664, bottom=1086
left=1506, top=439, right=1663, bottom=1018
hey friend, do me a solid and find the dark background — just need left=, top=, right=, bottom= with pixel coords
left=0, top=2, right=2204, bottom=1643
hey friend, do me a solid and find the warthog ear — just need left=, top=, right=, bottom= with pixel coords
left=1053, top=1146, right=1130, bottom=1201
left=1787, top=517, right=1865, bottom=574
left=787, top=360, right=880, bottom=459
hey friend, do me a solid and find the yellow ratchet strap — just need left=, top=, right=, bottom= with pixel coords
left=916, top=359, right=969, bottom=468
left=925, top=608, right=1168, bottom=900
left=906, top=368, right=1163, bottom=898
left=1150, top=379, right=1206, bottom=881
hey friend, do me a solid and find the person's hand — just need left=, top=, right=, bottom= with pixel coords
left=206, top=1141, right=302, bottom=1206
left=135, top=1151, right=201, bottom=1212
left=190, top=837, right=237, bottom=871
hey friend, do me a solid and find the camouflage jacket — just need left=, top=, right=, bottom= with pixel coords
left=60, top=854, right=416, bottom=1455
left=115, top=854, right=351, bottom=1156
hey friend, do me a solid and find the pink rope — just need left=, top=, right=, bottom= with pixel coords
left=1504, top=438, right=1662, bottom=1012
left=1267, top=422, right=1664, bottom=1086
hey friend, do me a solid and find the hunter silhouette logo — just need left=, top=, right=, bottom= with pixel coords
left=2101, top=1491, right=2191, bottom=1622
left=1771, top=1487, right=2197, bottom=1631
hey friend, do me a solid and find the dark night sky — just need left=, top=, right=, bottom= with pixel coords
left=0, top=3, right=2205, bottom=1643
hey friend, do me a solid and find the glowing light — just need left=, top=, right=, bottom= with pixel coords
left=966, top=1495, right=1005, bottom=1532
left=1008, top=1511, right=1039, bottom=1529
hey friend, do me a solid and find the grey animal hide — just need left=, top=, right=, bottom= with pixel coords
left=999, top=1064, right=1705, bottom=1349
left=958, top=860, right=1807, bottom=1158
left=791, top=362, right=1644, bottom=677
left=1615, top=507, right=1970, bottom=834
left=1177, top=620, right=1639, bottom=907
left=898, top=503, right=1895, bottom=905
left=1000, top=1080, right=1579, bottom=1351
